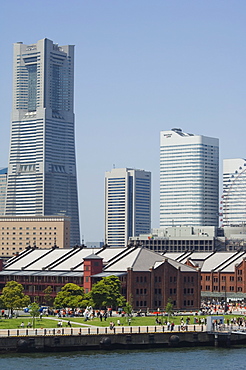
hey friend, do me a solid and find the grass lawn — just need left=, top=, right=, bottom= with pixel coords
left=0, top=314, right=244, bottom=329
left=61, top=315, right=201, bottom=327
left=0, top=317, right=81, bottom=329
left=61, top=314, right=245, bottom=327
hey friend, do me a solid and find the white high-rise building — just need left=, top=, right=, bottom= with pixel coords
left=105, top=168, right=151, bottom=247
left=222, top=158, right=246, bottom=226
left=160, top=128, right=219, bottom=227
left=5, top=38, right=80, bottom=246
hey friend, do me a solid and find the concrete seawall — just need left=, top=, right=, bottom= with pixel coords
left=0, top=330, right=246, bottom=353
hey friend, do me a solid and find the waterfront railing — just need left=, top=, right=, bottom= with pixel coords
left=0, top=324, right=203, bottom=337
left=0, top=324, right=241, bottom=338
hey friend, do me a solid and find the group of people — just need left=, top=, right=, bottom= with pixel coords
left=19, top=321, right=32, bottom=328
left=200, top=299, right=246, bottom=315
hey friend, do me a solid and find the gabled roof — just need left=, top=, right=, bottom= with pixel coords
left=103, top=246, right=197, bottom=272
left=154, top=258, right=197, bottom=272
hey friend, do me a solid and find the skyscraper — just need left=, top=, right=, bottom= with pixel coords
left=105, top=168, right=151, bottom=247
left=160, top=128, right=219, bottom=227
left=5, top=38, right=80, bottom=245
left=222, top=158, right=246, bottom=226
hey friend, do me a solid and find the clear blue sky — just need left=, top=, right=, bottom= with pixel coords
left=1, top=0, right=246, bottom=243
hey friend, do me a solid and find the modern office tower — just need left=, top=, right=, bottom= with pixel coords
left=5, top=38, right=80, bottom=246
left=0, top=168, right=7, bottom=216
left=222, top=158, right=246, bottom=226
left=105, top=168, right=151, bottom=247
left=160, top=128, right=219, bottom=227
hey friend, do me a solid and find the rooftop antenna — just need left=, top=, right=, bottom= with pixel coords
left=113, top=164, right=115, bottom=169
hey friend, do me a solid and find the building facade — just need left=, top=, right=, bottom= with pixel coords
left=0, top=168, right=7, bottom=216
left=160, top=128, right=219, bottom=228
left=129, top=226, right=225, bottom=253
left=5, top=38, right=80, bottom=246
left=105, top=168, right=151, bottom=247
left=222, top=158, right=246, bottom=227
left=0, top=216, right=70, bottom=257
left=0, top=245, right=200, bottom=310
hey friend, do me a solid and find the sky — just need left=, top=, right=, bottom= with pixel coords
left=0, top=0, right=246, bottom=244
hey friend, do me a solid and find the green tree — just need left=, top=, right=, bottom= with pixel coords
left=29, top=301, right=40, bottom=328
left=165, top=298, right=173, bottom=320
left=89, top=275, right=126, bottom=309
left=54, top=283, right=85, bottom=309
left=43, top=286, right=54, bottom=307
left=124, top=301, right=133, bottom=316
left=1, top=281, right=30, bottom=314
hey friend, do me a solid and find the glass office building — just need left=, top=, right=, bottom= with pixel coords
left=5, top=39, right=80, bottom=246
left=160, top=128, right=219, bottom=227
left=105, top=168, right=151, bottom=247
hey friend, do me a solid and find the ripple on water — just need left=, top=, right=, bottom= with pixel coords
left=1, top=347, right=246, bottom=370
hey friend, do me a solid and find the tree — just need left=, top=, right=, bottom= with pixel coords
left=165, top=298, right=173, bottom=320
left=43, top=286, right=54, bottom=307
left=29, top=301, right=40, bottom=328
left=1, top=281, right=30, bottom=314
left=124, top=301, right=133, bottom=316
left=89, top=275, right=126, bottom=309
left=54, top=283, right=85, bottom=309
left=124, top=294, right=133, bottom=317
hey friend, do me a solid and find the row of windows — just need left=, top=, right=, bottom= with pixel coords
left=204, top=285, right=240, bottom=291
left=136, top=276, right=147, bottom=283
left=136, top=289, right=147, bottom=295
left=1, top=227, right=57, bottom=230
left=2, top=232, right=56, bottom=235
left=203, top=276, right=237, bottom=282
